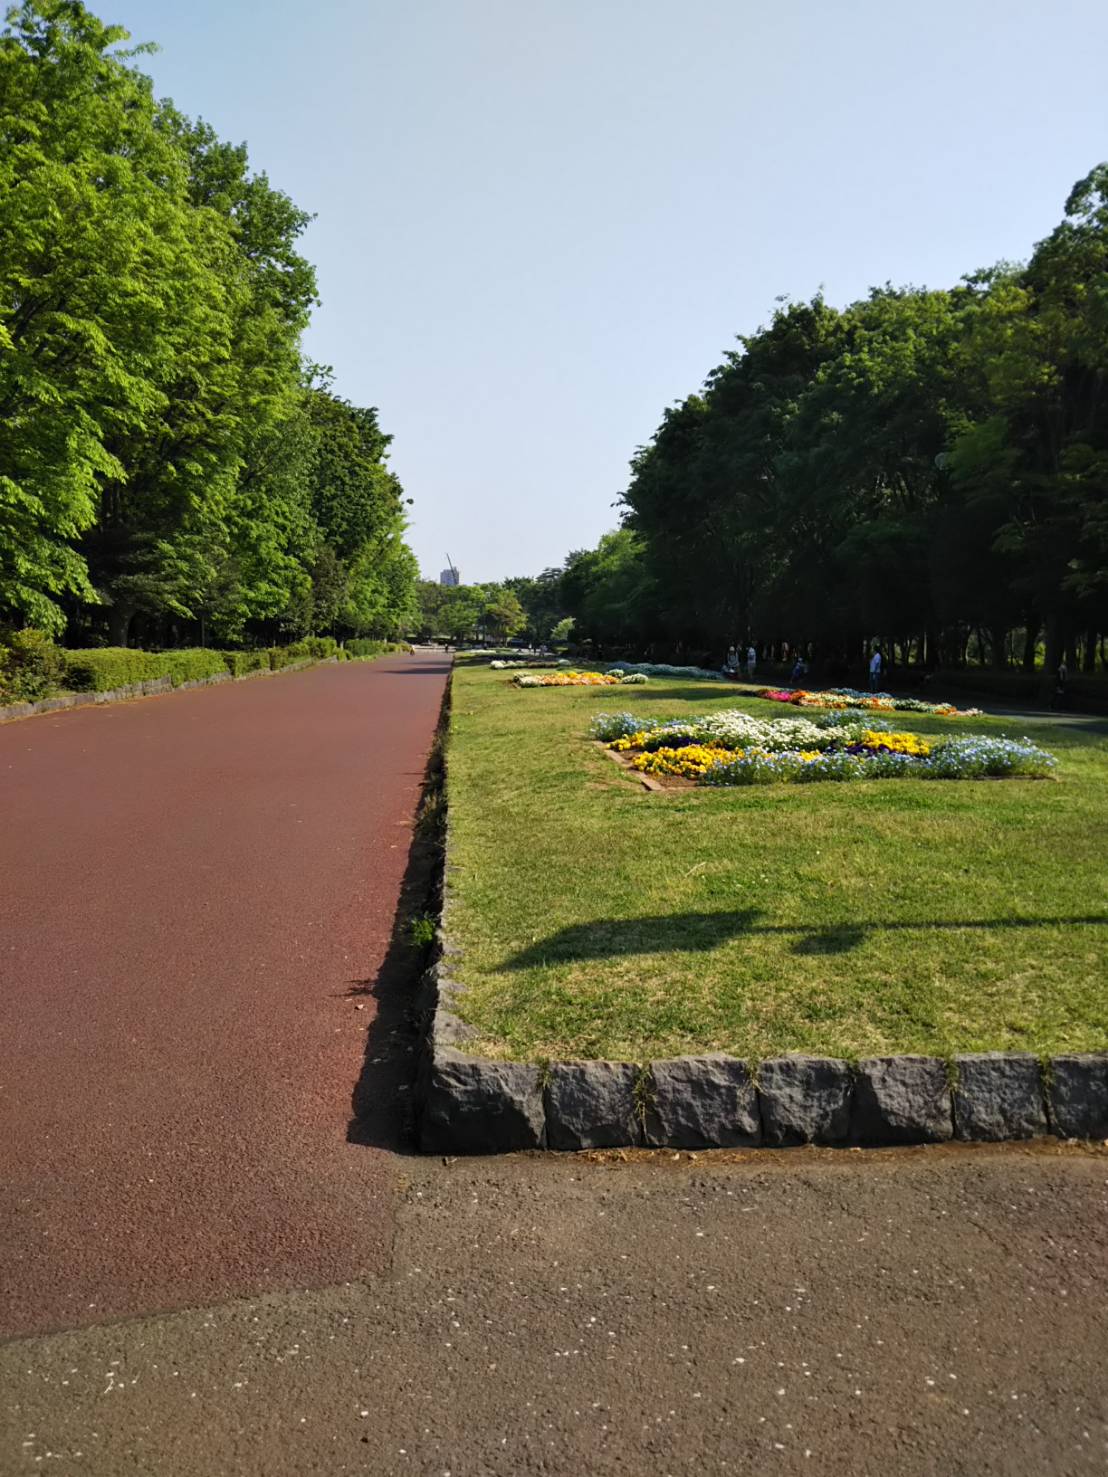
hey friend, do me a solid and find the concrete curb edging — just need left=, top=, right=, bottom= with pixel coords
left=416, top=676, right=1108, bottom=1155
left=0, top=656, right=327, bottom=723
left=420, top=1009, right=1108, bottom=1154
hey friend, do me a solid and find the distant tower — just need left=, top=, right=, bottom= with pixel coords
left=440, top=554, right=460, bottom=587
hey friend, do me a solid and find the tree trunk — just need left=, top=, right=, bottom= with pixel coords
left=108, top=603, right=134, bottom=648
left=1021, top=615, right=1040, bottom=672
left=990, top=625, right=1008, bottom=670
left=1042, top=613, right=1064, bottom=698
left=1083, top=629, right=1097, bottom=674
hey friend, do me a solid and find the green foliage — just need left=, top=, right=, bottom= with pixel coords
left=414, top=582, right=488, bottom=642
left=561, top=530, right=657, bottom=648
left=265, top=635, right=340, bottom=669
left=63, top=646, right=227, bottom=691
left=559, top=169, right=1108, bottom=678
left=408, top=913, right=436, bottom=950
left=0, top=2, right=417, bottom=647
left=504, top=569, right=569, bottom=643
left=484, top=588, right=526, bottom=640
left=266, top=646, right=302, bottom=672
left=344, top=637, right=411, bottom=657
left=221, top=650, right=270, bottom=677
left=305, top=388, right=418, bottom=638
left=0, top=626, right=66, bottom=701
left=297, top=635, right=341, bottom=660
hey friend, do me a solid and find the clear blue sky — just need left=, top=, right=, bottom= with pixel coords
left=111, top=0, right=1107, bottom=584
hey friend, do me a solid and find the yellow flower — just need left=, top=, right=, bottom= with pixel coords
left=630, top=744, right=734, bottom=777
left=861, top=729, right=931, bottom=756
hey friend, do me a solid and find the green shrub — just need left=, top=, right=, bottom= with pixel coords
left=302, top=635, right=341, bottom=660
left=266, top=636, right=342, bottom=669
left=222, top=650, right=270, bottom=677
left=345, top=638, right=413, bottom=659
left=0, top=628, right=67, bottom=703
left=267, top=645, right=297, bottom=671
left=63, top=641, right=337, bottom=693
left=64, top=649, right=161, bottom=691
left=64, top=648, right=227, bottom=692
left=159, top=649, right=228, bottom=685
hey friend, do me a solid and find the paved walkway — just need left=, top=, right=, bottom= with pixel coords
left=0, top=654, right=449, bottom=1339
left=2, top=1145, right=1105, bottom=1474
left=1, top=656, right=1105, bottom=1474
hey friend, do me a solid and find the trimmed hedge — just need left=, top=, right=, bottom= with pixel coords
left=222, top=650, right=271, bottom=678
left=346, top=638, right=413, bottom=658
left=64, top=647, right=229, bottom=692
left=267, top=635, right=343, bottom=670
left=5, top=638, right=345, bottom=706
left=298, top=635, right=342, bottom=660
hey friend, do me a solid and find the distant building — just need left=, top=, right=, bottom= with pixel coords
left=440, top=566, right=461, bottom=587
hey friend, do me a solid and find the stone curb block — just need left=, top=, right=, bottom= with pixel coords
left=952, top=1053, right=1047, bottom=1141
left=420, top=1043, right=545, bottom=1154
left=850, top=1056, right=953, bottom=1145
left=644, top=1055, right=760, bottom=1148
left=1047, top=1054, right=1108, bottom=1139
left=759, top=1056, right=852, bottom=1146
left=545, top=1062, right=642, bottom=1150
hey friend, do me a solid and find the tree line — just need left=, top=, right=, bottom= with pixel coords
left=508, top=168, right=1108, bottom=684
left=1, top=1, right=417, bottom=649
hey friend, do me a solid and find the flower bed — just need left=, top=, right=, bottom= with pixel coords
left=491, top=658, right=570, bottom=669
left=758, top=686, right=983, bottom=717
left=603, top=661, right=722, bottom=681
left=513, top=670, right=649, bottom=688
left=591, top=708, right=1055, bottom=785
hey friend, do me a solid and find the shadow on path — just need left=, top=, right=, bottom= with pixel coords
left=379, top=661, right=454, bottom=678
left=345, top=715, right=445, bottom=1155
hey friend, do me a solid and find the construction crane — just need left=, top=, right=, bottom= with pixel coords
left=444, top=553, right=460, bottom=586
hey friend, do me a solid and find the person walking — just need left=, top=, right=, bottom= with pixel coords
left=1052, top=658, right=1068, bottom=711
left=725, top=643, right=738, bottom=676
left=746, top=643, right=757, bottom=678
left=868, top=647, right=882, bottom=692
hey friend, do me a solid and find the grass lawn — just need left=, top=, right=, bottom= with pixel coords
left=443, top=660, right=1108, bottom=1064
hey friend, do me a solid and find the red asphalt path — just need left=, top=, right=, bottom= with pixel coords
left=0, top=655, right=449, bottom=1340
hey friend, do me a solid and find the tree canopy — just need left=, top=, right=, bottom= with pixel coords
left=0, top=0, right=417, bottom=645
left=555, top=170, right=1108, bottom=678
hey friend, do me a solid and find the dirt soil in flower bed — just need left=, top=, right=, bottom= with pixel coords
left=599, top=741, right=696, bottom=789
left=444, top=660, right=1108, bottom=1065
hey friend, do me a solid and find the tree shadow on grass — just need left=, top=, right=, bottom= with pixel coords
left=502, top=911, right=1108, bottom=969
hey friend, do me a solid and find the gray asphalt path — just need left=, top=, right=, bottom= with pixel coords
left=3, top=1142, right=1106, bottom=1476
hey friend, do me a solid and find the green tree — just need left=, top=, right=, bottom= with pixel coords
left=504, top=568, right=567, bottom=642
left=0, top=0, right=199, bottom=632
left=484, top=588, right=526, bottom=639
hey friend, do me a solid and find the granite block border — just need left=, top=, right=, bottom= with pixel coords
left=0, top=656, right=327, bottom=723
left=419, top=995, right=1108, bottom=1154
left=415, top=677, right=1108, bottom=1155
